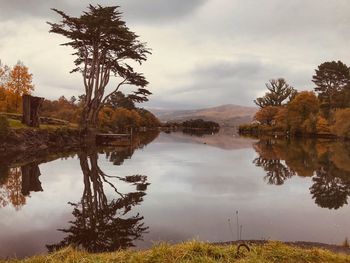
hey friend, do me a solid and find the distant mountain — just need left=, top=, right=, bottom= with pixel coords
left=150, top=104, right=258, bottom=126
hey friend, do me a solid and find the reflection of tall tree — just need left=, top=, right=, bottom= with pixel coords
left=47, top=151, right=149, bottom=253
left=254, top=158, right=295, bottom=185
left=310, top=155, right=350, bottom=210
left=0, top=163, right=43, bottom=210
left=253, top=139, right=295, bottom=185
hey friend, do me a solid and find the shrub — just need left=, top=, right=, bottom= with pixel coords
left=316, top=115, right=331, bottom=135
left=332, top=108, right=350, bottom=138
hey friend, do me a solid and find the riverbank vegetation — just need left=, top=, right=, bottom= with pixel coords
left=0, top=61, right=160, bottom=134
left=1, top=241, right=349, bottom=263
left=239, top=61, right=350, bottom=139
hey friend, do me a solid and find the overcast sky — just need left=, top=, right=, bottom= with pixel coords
left=0, top=0, right=349, bottom=109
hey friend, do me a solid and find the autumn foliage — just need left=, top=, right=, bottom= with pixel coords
left=0, top=61, right=34, bottom=113
left=242, top=61, right=350, bottom=138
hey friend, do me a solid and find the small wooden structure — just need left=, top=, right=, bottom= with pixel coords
left=22, top=94, right=44, bottom=127
left=21, top=163, right=43, bottom=196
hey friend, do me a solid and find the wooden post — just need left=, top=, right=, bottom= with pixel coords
left=22, top=95, right=44, bottom=127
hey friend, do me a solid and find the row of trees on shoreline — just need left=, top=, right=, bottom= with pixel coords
left=240, top=60, right=350, bottom=139
left=0, top=59, right=160, bottom=132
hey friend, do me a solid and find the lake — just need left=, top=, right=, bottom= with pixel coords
left=1, top=130, right=350, bottom=258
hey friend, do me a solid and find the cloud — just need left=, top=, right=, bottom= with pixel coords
left=0, top=0, right=208, bottom=24
left=1, top=0, right=350, bottom=109
left=121, top=0, right=207, bottom=23
left=144, top=58, right=313, bottom=108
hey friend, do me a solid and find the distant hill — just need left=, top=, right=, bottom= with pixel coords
left=150, top=104, right=258, bottom=127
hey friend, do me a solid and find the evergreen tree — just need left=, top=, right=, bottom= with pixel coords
left=312, top=60, right=350, bottom=117
left=48, top=5, right=151, bottom=130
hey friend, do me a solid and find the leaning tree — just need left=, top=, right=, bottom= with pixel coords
left=48, top=5, right=151, bottom=132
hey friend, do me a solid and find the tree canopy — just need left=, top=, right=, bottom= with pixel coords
left=254, top=78, right=296, bottom=108
left=48, top=5, right=151, bottom=130
left=312, top=60, right=350, bottom=117
left=0, top=61, right=34, bottom=113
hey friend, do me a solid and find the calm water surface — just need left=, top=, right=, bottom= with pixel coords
left=1, top=130, right=350, bottom=258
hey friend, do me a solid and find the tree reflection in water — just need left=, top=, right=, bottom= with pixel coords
left=47, top=149, right=149, bottom=253
left=254, top=138, right=350, bottom=209
left=253, top=140, right=295, bottom=185
left=310, top=153, right=350, bottom=210
left=47, top=131, right=159, bottom=252
left=0, top=163, right=42, bottom=210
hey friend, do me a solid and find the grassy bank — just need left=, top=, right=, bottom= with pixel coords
left=7, top=118, right=78, bottom=130
left=238, top=123, right=337, bottom=139
left=2, top=241, right=350, bottom=263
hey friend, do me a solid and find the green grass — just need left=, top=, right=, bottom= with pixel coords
left=1, top=241, right=349, bottom=263
left=7, top=118, right=78, bottom=131
left=8, top=119, right=27, bottom=129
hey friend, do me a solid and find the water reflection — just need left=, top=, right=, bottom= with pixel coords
left=47, top=150, right=149, bottom=252
left=182, top=128, right=219, bottom=137
left=0, top=131, right=159, bottom=255
left=0, top=163, right=42, bottom=210
left=1, top=131, right=350, bottom=258
left=253, top=138, right=350, bottom=209
left=44, top=131, right=159, bottom=252
left=0, top=131, right=159, bottom=212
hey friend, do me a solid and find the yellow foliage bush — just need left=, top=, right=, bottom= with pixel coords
left=332, top=108, right=350, bottom=138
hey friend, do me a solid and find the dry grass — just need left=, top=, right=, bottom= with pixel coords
left=1, top=241, right=349, bottom=263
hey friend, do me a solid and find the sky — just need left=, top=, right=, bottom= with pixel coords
left=0, top=0, right=349, bottom=109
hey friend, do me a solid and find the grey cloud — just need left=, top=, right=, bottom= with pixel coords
left=0, top=0, right=207, bottom=23
left=1, top=0, right=348, bottom=110
left=192, top=0, right=350, bottom=42
left=121, top=0, right=207, bottom=23
left=193, top=60, right=264, bottom=79
left=147, top=58, right=314, bottom=108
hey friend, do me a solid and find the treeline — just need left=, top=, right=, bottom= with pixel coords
left=0, top=60, right=160, bottom=131
left=239, top=60, right=350, bottom=139
left=163, top=119, right=220, bottom=130
left=40, top=93, right=160, bottom=132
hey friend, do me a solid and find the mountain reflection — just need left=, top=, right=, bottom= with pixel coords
left=254, top=138, right=350, bottom=209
